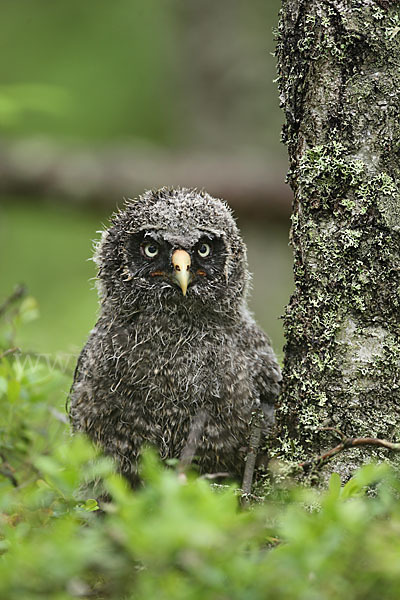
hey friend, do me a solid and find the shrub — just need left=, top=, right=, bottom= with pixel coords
left=2, top=289, right=400, bottom=599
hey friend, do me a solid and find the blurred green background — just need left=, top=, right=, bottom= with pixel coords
left=0, top=0, right=292, bottom=364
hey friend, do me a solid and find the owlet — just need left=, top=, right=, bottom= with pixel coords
left=68, top=188, right=281, bottom=485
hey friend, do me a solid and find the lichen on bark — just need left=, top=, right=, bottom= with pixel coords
left=275, top=0, right=400, bottom=479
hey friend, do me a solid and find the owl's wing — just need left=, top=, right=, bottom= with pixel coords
left=67, top=317, right=109, bottom=429
left=68, top=312, right=114, bottom=397
left=240, top=323, right=281, bottom=491
left=67, top=316, right=137, bottom=432
left=67, top=340, right=91, bottom=429
left=248, top=325, right=282, bottom=430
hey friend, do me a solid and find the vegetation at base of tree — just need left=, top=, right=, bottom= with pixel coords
left=2, top=292, right=400, bottom=599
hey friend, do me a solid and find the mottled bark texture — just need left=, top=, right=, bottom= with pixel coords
left=275, top=0, right=400, bottom=479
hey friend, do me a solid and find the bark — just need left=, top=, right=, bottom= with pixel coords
left=275, top=0, right=400, bottom=479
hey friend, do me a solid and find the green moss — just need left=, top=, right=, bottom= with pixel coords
left=276, top=140, right=400, bottom=469
left=275, top=0, right=400, bottom=478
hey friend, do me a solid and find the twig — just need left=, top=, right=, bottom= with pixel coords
left=241, top=410, right=264, bottom=503
left=0, top=285, right=26, bottom=318
left=318, top=426, right=346, bottom=441
left=0, top=469, right=18, bottom=487
left=300, top=430, right=400, bottom=472
left=0, top=453, right=18, bottom=487
left=0, top=347, right=20, bottom=361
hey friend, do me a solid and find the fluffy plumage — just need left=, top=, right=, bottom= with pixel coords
left=68, top=188, right=281, bottom=484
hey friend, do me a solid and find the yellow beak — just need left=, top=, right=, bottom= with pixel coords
left=172, top=249, right=191, bottom=296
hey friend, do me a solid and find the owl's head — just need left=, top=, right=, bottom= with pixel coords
left=95, top=188, right=249, bottom=317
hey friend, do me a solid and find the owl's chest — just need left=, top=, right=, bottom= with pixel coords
left=111, top=323, right=249, bottom=411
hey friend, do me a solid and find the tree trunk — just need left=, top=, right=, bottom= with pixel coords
left=275, top=0, right=400, bottom=479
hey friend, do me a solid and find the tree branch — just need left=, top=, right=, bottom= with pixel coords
left=0, top=285, right=26, bottom=319
left=300, top=428, right=400, bottom=472
left=0, top=347, right=20, bottom=361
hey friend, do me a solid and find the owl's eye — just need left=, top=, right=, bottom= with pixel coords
left=197, top=242, right=211, bottom=258
left=143, top=242, right=159, bottom=258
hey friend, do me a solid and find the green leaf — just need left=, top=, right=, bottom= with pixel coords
left=82, top=498, right=99, bottom=512
left=328, top=472, right=341, bottom=500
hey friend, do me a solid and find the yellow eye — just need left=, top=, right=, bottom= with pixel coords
left=143, top=242, right=159, bottom=258
left=197, top=243, right=211, bottom=258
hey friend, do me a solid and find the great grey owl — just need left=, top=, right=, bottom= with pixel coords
left=68, top=188, right=281, bottom=486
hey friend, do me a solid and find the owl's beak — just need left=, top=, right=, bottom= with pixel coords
left=171, top=249, right=192, bottom=296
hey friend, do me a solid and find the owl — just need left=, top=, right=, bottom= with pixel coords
left=68, top=188, right=281, bottom=486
